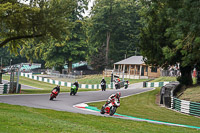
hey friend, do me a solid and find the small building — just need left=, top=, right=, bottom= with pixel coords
left=112, top=56, right=161, bottom=79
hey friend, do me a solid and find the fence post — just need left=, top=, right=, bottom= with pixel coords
left=3, top=84, right=8, bottom=94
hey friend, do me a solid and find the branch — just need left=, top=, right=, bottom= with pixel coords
left=0, top=34, right=43, bottom=47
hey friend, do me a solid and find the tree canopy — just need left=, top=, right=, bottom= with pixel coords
left=0, top=0, right=76, bottom=50
left=138, top=0, right=200, bottom=86
left=87, top=0, right=140, bottom=70
left=20, top=0, right=89, bottom=73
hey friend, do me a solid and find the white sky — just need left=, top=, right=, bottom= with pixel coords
left=19, top=0, right=95, bottom=17
left=84, top=0, right=94, bottom=17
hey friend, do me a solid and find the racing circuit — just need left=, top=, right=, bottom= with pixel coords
left=0, top=84, right=199, bottom=130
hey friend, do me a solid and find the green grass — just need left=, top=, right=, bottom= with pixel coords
left=50, top=75, right=148, bottom=84
left=150, top=77, right=177, bottom=82
left=0, top=103, right=198, bottom=133
left=3, top=74, right=148, bottom=88
left=2, top=75, right=100, bottom=94
left=88, top=88, right=200, bottom=127
left=179, top=85, right=200, bottom=102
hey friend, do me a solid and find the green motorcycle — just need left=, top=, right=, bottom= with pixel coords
left=70, top=85, right=77, bottom=95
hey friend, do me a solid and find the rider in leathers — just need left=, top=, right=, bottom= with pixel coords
left=104, top=92, right=121, bottom=107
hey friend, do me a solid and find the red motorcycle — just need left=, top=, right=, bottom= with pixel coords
left=49, top=89, right=58, bottom=100
left=100, top=99, right=120, bottom=116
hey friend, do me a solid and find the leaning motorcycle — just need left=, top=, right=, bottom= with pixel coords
left=100, top=99, right=120, bottom=116
left=50, top=89, right=58, bottom=100
left=124, top=81, right=129, bottom=89
left=70, top=85, right=77, bottom=95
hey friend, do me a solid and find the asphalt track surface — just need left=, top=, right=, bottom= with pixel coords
left=0, top=84, right=153, bottom=116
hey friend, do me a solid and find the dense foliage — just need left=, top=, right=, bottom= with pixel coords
left=138, top=0, right=200, bottom=86
left=0, top=0, right=76, bottom=50
left=87, top=0, right=140, bottom=70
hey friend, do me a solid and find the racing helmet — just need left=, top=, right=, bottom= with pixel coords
left=115, top=92, right=121, bottom=98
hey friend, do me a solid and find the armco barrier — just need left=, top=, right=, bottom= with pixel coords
left=172, top=97, right=200, bottom=117
left=20, top=73, right=112, bottom=89
left=0, top=84, right=9, bottom=94
left=145, top=81, right=170, bottom=87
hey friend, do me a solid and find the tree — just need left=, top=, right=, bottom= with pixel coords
left=20, top=0, right=89, bottom=73
left=0, top=0, right=76, bottom=49
left=0, top=47, right=27, bottom=67
left=88, top=0, right=140, bottom=69
left=139, top=0, right=200, bottom=86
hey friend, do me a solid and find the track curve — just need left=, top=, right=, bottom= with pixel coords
left=0, top=86, right=153, bottom=116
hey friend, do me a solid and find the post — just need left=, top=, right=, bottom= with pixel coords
left=139, top=65, right=142, bottom=79
left=1, top=57, right=2, bottom=69
left=129, top=65, right=131, bottom=79
left=10, top=59, right=12, bottom=70
left=16, top=65, right=21, bottom=93
left=134, top=65, right=136, bottom=78
left=122, top=64, right=125, bottom=81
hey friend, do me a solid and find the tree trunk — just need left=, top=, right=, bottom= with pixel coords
left=68, top=61, right=73, bottom=73
left=179, top=66, right=193, bottom=86
left=106, top=31, right=110, bottom=66
left=55, top=65, right=63, bottom=74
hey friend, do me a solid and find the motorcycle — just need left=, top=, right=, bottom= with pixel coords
left=124, top=81, right=129, bottom=89
left=70, top=85, right=77, bottom=95
left=100, top=99, right=120, bottom=116
left=115, top=82, right=120, bottom=89
left=101, top=82, right=106, bottom=91
left=50, top=89, right=58, bottom=100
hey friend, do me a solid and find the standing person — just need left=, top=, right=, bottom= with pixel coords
left=100, top=78, right=106, bottom=91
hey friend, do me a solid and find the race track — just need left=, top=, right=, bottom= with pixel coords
left=0, top=84, right=153, bottom=116
left=1, top=85, right=199, bottom=130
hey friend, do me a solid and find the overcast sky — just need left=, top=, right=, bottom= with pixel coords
left=19, top=0, right=95, bottom=17
left=84, top=0, right=94, bottom=17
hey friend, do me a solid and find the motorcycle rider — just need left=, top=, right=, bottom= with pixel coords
left=73, top=81, right=79, bottom=91
left=104, top=92, right=121, bottom=107
left=114, top=78, right=121, bottom=89
left=52, top=85, right=60, bottom=93
left=100, top=78, right=106, bottom=91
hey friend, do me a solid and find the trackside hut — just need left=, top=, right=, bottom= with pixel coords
left=113, top=56, right=161, bottom=79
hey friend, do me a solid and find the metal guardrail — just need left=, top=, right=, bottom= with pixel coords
left=172, top=97, right=200, bottom=117
left=0, top=84, right=9, bottom=94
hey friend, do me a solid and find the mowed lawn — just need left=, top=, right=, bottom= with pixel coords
left=2, top=75, right=100, bottom=94
left=0, top=75, right=199, bottom=132
left=0, top=103, right=199, bottom=133
left=88, top=88, right=200, bottom=128
left=46, top=74, right=149, bottom=84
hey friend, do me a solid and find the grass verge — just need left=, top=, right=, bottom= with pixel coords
left=150, top=77, right=177, bottom=82
left=88, top=88, right=200, bottom=127
left=179, top=85, right=200, bottom=102
left=2, top=75, right=100, bottom=94
left=0, top=103, right=198, bottom=133
left=47, top=74, right=149, bottom=84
